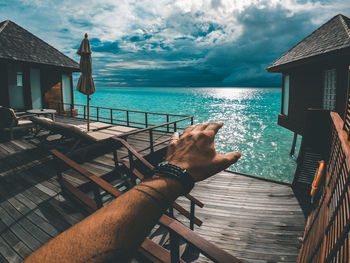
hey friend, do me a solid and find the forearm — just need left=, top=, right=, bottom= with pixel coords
left=24, top=177, right=183, bottom=263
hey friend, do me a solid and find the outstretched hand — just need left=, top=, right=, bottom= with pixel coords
left=166, top=122, right=241, bottom=182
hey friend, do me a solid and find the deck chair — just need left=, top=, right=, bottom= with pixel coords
left=0, top=107, right=34, bottom=139
left=31, top=116, right=121, bottom=152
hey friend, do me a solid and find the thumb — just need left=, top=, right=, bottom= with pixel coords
left=220, top=151, right=241, bottom=168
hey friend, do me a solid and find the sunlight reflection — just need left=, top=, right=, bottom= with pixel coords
left=207, top=87, right=259, bottom=101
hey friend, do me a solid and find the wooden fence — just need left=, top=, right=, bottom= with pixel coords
left=297, top=112, right=350, bottom=262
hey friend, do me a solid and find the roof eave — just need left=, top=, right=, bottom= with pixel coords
left=266, top=46, right=350, bottom=73
left=0, top=57, right=80, bottom=72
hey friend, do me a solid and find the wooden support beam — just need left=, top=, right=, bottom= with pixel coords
left=290, top=132, right=298, bottom=156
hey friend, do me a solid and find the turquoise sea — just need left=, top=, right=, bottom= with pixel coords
left=74, top=87, right=299, bottom=183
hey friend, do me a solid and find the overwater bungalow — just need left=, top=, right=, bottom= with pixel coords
left=266, top=14, right=350, bottom=136
left=0, top=20, right=79, bottom=113
left=0, top=16, right=349, bottom=262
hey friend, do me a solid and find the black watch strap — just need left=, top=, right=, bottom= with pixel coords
left=154, top=161, right=194, bottom=195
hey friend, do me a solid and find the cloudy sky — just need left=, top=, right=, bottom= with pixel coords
left=1, top=0, right=350, bottom=87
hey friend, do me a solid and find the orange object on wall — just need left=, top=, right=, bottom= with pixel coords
left=310, top=160, right=325, bottom=198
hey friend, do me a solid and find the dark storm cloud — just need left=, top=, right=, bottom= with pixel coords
left=92, top=4, right=318, bottom=87
left=2, top=0, right=349, bottom=87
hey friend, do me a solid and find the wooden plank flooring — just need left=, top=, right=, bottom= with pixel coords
left=175, top=171, right=306, bottom=263
left=0, top=121, right=306, bottom=262
left=0, top=139, right=87, bottom=263
left=0, top=116, right=172, bottom=262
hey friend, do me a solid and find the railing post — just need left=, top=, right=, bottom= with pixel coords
left=149, top=129, right=154, bottom=153
left=145, top=113, right=148, bottom=128
left=126, top=111, right=130, bottom=126
left=128, top=150, right=134, bottom=172
left=174, top=122, right=177, bottom=132
left=70, top=103, right=73, bottom=117
left=191, top=116, right=194, bottom=125
left=97, top=107, right=99, bottom=121
left=290, top=132, right=298, bottom=156
left=167, top=115, right=170, bottom=133
left=113, top=150, right=118, bottom=168
left=128, top=150, right=136, bottom=185
left=93, top=185, right=103, bottom=208
left=190, top=201, right=195, bottom=230
left=169, top=230, right=180, bottom=263
left=84, top=106, right=86, bottom=120
left=169, top=206, right=174, bottom=217
left=110, top=109, right=113, bottom=124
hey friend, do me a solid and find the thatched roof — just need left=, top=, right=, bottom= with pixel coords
left=267, top=14, right=350, bottom=72
left=0, top=20, right=79, bottom=71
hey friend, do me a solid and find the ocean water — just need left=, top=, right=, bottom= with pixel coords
left=74, top=87, right=300, bottom=183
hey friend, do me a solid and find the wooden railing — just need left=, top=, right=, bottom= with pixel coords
left=50, top=147, right=241, bottom=263
left=54, top=102, right=194, bottom=132
left=111, top=136, right=204, bottom=230
left=297, top=112, right=350, bottom=262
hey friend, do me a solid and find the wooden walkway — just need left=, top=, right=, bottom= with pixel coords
left=176, top=171, right=306, bottom=263
left=0, top=138, right=87, bottom=263
left=0, top=134, right=305, bottom=262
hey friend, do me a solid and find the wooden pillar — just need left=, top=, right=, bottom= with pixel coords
left=0, top=62, right=9, bottom=107
left=70, top=72, right=74, bottom=105
left=23, top=65, right=32, bottom=109
left=290, top=132, right=298, bottom=156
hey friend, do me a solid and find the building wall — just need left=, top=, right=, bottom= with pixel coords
left=7, top=63, right=26, bottom=109
left=278, top=57, right=349, bottom=135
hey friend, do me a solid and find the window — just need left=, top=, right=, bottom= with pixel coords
left=16, top=72, right=23, bottom=86
left=282, top=74, right=290, bottom=115
left=322, top=69, right=336, bottom=110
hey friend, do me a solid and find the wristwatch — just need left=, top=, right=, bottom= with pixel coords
left=154, top=161, right=194, bottom=195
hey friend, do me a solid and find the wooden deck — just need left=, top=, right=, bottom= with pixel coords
left=0, top=131, right=306, bottom=262
left=0, top=138, right=87, bottom=263
left=176, top=171, right=306, bottom=263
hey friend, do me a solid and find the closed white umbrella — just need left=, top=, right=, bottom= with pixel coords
left=76, top=33, right=95, bottom=131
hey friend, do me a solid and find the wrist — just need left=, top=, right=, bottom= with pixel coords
left=147, top=175, right=184, bottom=200
left=153, top=162, right=195, bottom=195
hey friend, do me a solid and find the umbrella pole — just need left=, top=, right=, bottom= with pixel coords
left=87, top=95, right=90, bottom=131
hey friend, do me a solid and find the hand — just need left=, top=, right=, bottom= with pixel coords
left=166, top=122, right=241, bottom=182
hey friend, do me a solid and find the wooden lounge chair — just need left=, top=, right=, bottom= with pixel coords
left=0, top=106, right=34, bottom=139
left=31, top=116, right=135, bottom=144
left=75, top=122, right=113, bottom=131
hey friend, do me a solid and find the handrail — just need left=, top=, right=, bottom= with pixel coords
left=112, top=137, right=154, bottom=170
left=50, top=149, right=239, bottom=263
left=54, top=102, right=194, bottom=132
left=159, top=215, right=243, bottom=263
left=59, top=102, right=190, bottom=117
left=112, top=137, right=204, bottom=208
left=51, top=147, right=202, bottom=227
left=119, top=116, right=192, bottom=137
left=297, top=112, right=350, bottom=263
left=331, top=112, right=350, bottom=166
left=50, top=150, right=181, bottom=263
left=51, top=149, right=123, bottom=198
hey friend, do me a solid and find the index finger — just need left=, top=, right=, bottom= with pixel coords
left=206, top=122, right=224, bottom=134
